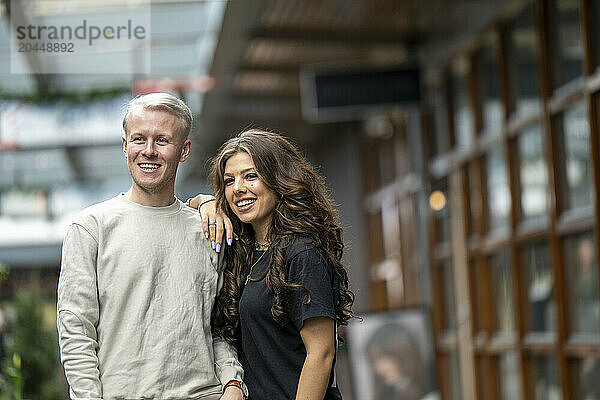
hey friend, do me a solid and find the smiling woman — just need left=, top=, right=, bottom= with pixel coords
left=207, top=129, right=355, bottom=400
left=222, top=151, right=278, bottom=245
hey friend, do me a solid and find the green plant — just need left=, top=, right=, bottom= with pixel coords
left=0, top=289, right=63, bottom=400
left=0, top=263, right=8, bottom=284
left=1, top=353, right=24, bottom=400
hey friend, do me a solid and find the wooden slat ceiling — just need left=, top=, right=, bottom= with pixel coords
left=231, top=0, right=507, bottom=99
left=191, top=0, right=513, bottom=179
left=260, top=0, right=403, bottom=34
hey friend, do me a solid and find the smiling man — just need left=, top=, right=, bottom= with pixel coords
left=57, top=93, right=246, bottom=400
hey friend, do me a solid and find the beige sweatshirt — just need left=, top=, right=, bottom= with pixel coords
left=57, top=194, right=243, bottom=400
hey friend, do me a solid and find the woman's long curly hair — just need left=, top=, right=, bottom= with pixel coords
left=210, top=129, right=354, bottom=344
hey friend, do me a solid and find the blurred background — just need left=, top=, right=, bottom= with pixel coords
left=1, top=0, right=599, bottom=399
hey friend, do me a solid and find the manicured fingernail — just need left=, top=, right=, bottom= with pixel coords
left=216, top=243, right=221, bottom=253
left=227, top=238, right=232, bottom=246
left=212, top=241, right=216, bottom=249
left=205, top=232, right=209, bottom=239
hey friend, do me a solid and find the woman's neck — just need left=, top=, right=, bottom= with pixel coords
left=252, top=225, right=269, bottom=246
left=252, top=216, right=272, bottom=245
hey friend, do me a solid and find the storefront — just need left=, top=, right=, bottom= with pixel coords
left=362, top=0, right=600, bottom=398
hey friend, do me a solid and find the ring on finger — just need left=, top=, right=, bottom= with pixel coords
left=208, top=221, right=217, bottom=226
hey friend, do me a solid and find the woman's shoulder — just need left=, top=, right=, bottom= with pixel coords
left=285, top=235, right=320, bottom=260
left=285, top=235, right=334, bottom=274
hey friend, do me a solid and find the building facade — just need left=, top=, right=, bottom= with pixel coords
left=361, top=0, right=600, bottom=398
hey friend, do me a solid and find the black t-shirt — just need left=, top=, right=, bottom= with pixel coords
left=237, top=238, right=343, bottom=400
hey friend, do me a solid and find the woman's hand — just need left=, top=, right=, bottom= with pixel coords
left=188, top=194, right=235, bottom=252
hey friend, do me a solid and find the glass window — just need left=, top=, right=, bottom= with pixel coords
left=433, top=95, right=450, bottom=156
left=476, top=34, right=503, bottom=134
left=449, top=351, right=463, bottom=400
left=486, top=146, right=511, bottom=233
left=476, top=356, right=491, bottom=400
left=377, top=136, right=396, bottom=186
left=364, top=138, right=381, bottom=193
left=520, top=241, right=556, bottom=333
left=507, top=5, right=541, bottom=117
left=570, top=356, right=600, bottom=399
left=591, top=0, right=600, bottom=72
left=499, top=351, right=523, bottom=400
left=451, top=59, right=475, bottom=148
left=462, top=167, right=474, bottom=239
left=559, top=101, right=593, bottom=211
left=491, top=250, right=517, bottom=335
left=399, top=196, right=420, bottom=304
left=443, top=262, right=457, bottom=332
left=550, top=0, right=584, bottom=89
left=393, top=119, right=411, bottom=177
left=517, top=123, right=548, bottom=220
left=432, top=179, right=450, bottom=244
left=529, top=356, right=562, bottom=400
left=367, top=211, right=385, bottom=263
left=468, top=161, right=483, bottom=237
left=381, top=199, right=400, bottom=259
left=472, top=260, right=486, bottom=333
left=564, top=231, right=600, bottom=336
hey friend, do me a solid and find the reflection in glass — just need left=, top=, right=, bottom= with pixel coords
left=452, top=68, right=475, bottom=148
left=500, top=352, right=523, bottom=400
left=472, top=261, right=485, bottom=333
left=491, top=250, right=516, bottom=334
left=564, top=231, right=600, bottom=335
left=552, top=0, right=584, bottom=88
left=562, top=101, right=592, bottom=210
left=508, top=5, right=541, bottom=117
left=486, top=146, right=511, bottom=232
left=378, top=136, right=396, bottom=186
left=433, top=179, right=450, bottom=243
left=467, top=162, right=483, bottom=238
left=518, top=124, right=548, bottom=219
left=476, top=34, right=503, bottom=133
left=593, top=0, right=600, bottom=72
left=449, top=351, right=463, bottom=400
left=531, top=356, right=562, bottom=400
left=572, top=356, right=600, bottom=399
left=443, top=262, right=457, bottom=331
left=521, top=241, right=556, bottom=332
left=368, top=211, right=384, bottom=262
left=476, top=356, right=491, bottom=400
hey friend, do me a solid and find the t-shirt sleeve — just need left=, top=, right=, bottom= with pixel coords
left=287, top=246, right=337, bottom=331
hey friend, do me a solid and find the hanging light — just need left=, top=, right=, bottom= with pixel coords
left=429, top=190, right=446, bottom=211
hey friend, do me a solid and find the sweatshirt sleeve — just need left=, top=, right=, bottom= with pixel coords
left=212, top=250, right=244, bottom=385
left=57, top=223, right=103, bottom=400
left=213, top=336, right=244, bottom=385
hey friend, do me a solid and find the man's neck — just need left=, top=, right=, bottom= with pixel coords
left=126, top=187, right=176, bottom=207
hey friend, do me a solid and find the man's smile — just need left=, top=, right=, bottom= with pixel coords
left=138, top=163, right=161, bottom=172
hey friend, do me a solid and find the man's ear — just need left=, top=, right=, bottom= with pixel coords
left=122, top=135, right=127, bottom=157
left=179, top=139, right=191, bottom=162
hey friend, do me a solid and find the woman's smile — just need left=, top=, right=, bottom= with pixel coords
left=223, top=151, right=278, bottom=241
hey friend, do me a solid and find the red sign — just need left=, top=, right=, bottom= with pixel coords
left=0, top=142, right=21, bottom=152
